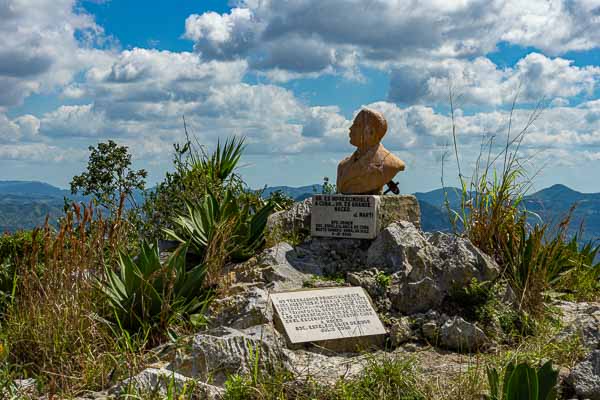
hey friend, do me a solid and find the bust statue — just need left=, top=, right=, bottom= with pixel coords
left=336, top=108, right=405, bottom=194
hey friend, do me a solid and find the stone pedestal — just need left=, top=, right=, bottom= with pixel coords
left=310, top=194, right=421, bottom=239
left=266, top=194, right=421, bottom=241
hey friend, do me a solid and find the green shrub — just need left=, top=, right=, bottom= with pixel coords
left=502, top=212, right=600, bottom=313
left=554, top=235, right=600, bottom=301
left=446, top=279, right=519, bottom=337
left=69, top=140, right=147, bottom=216
left=446, top=97, right=598, bottom=316
left=375, top=271, right=392, bottom=288
left=264, top=189, right=295, bottom=212
left=445, top=126, right=531, bottom=268
left=198, top=136, right=244, bottom=185
left=0, top=230, right=42, bottom=262
left=498, top=308, right=536, bottom=341
left=502, top=218, right=564, bottom=314
left=223, top=374, right=255, bottom=400
left=99, top=241, right=212, bottom=334
left=485, top=360, right=558, bottom=400
left=322, top=176, right=336, bottom=194
left=165, top=190, right=274, bottom=284
left=221, top=355, right=425, bottom=400
left=448, top=279, right=494, bottom=321
left=118, top=374, right=199, bottom=400
left=0, top=231, right=45, bottom=316
left=140, top=136, right=249, bottom=242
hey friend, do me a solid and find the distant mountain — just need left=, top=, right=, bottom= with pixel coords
left=0, top=180, right=68, bottom=198
left=418, top=185, right=600, bottom=243
left=413, top=187, right=463, bottom=210
left=526, top=184, right=584, bottom=204
left=0, top=180, right=136, bottom=233
left=0, top=192, right=65, bottom=232
left=1, top=180, right=599, bottom=245
left=263, top=184, right=600, bottom=243
left=524, top=184, right=600, bottom=243
left=261, top=185, right=322, bottom=201
left=418, top=200, right=452, bottom=232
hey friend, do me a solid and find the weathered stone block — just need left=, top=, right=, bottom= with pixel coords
left=267, top=195, right=421, bottom=242
left=377, top=194, right=421, bottom=230
left=310, top=194, right=421, bottom=239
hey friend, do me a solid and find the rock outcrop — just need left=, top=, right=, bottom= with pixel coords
left=260, top=221, right=499, bottom=311
left=567, top=350, right=600, bottom=400
left=103, top=200, right=588, bottom=397
left=110, top=368, right=224, bottom=399
left=267, top=198, right=313, bottom=238
left=557, top=301, right=600, bottom=350
left=163, top=326, right=291, bottom=386
left=367, top=221, right=499, bottom=286
left=438, top=317, right=490, bottom=352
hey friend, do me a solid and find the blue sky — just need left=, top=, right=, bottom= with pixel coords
left=1, top=0, right=600, bottom=194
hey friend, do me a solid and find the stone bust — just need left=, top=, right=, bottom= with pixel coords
left=336, top=108, right=405, bottom=194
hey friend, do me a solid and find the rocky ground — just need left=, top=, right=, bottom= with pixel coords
left=16, top=201, right=599, bottom=399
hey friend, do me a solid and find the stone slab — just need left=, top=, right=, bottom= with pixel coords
left=311, top=195, right=380, bottom=239
left=270, top=287, right=386, bottom=344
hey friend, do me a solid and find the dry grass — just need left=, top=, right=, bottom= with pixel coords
left=203, top=217, right=238, bottom=289
left=1, top=200, right=146, bottom=396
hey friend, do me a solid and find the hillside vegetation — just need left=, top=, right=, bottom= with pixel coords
left=3, top=181, right=599, bottom=244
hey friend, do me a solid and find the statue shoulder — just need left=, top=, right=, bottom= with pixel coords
left=337, top=154, right=354, bottom=169
left=378, top=145, right=406, bottom=171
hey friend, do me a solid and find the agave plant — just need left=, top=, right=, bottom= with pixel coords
left=99, top=241, right=210, bottom=332
left=165, top=189, right=274, bottom=263
left=502, top=211, right=600, bottom=312
left=485, top=360, right=558, bottom=400
left=200, top=137, right=245, bottom=184
left=576, top=238, right=600, bottom=282
left=553, top=234, right=600, bottom=299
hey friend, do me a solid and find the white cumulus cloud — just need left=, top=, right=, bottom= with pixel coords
left=0, top=0, right=114, bottom=108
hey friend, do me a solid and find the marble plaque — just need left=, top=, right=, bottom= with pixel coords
left=270, top=287, right=386, bottom=344
left=311, top=194, right=379, bottom=239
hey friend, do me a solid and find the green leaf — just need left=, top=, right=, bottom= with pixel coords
left=99, top=239, right=210, bottom=333
left=502, top=362, right=515, bottom=399
left=486, top=366, right=500, bottom=400
left=505, top=363, right=538, bottom=400
left=537, top=361, right=558, bottom=400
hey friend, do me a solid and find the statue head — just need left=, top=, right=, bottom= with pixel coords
left=349, top=108, right=387, bottom=149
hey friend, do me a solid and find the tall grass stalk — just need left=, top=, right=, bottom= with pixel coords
left=445, top=89, right=544, bottom=266
left=445, top=89, right=599, bottom=314
left=1, top=200, right=140, bottom=395
left=443, top=89, right=565, bottom=316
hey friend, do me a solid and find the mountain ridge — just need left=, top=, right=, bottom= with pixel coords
left=1, top=181, right=599, bottom=243
left=263, top=183, right=600, bottom=243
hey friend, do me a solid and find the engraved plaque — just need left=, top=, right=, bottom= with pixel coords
left=311, top=195, right=379, bottom=239
left=270, top=287, right=386, bottom=344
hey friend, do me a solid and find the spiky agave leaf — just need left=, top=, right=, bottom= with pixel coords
left=505, top=363, right=539, bottom=400
left=537, top=361, right=558, bottom=400
left=98, top=240, right=210, bottom=332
